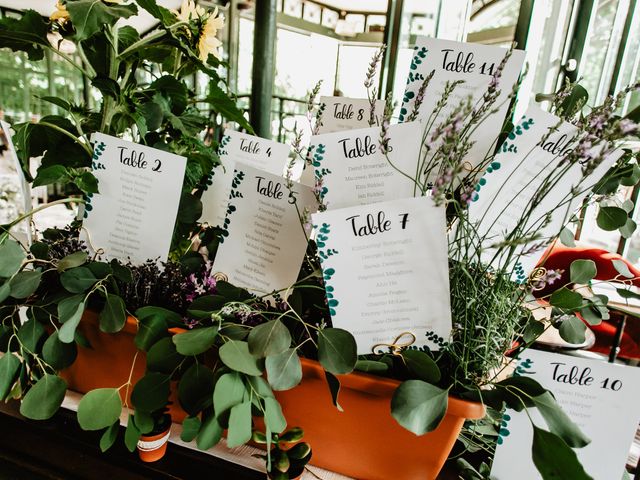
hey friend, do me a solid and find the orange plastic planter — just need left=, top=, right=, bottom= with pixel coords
left=137, top=427, right=171, bottom=462
left=60, top=311, right=187, bottom=423
left=273, top=358, right=486, bottom=480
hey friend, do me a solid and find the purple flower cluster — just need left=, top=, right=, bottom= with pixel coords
left=183, top=261, right=217, bottom=303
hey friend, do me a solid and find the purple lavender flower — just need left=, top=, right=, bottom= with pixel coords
left=619, top=119, right=638, bottom=134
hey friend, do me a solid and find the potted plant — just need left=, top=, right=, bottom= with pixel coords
left=135, top=406, right=173, bottom=462
left=2, top=3, right=640, bottom=480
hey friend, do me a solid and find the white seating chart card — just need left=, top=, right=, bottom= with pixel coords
left=201, top=130, right=292, bottom=228
left=491, top=349, right=640, bottom=480
left=317, top=96, right=385, bottom=133
left=467, top=105, right=622, bottom=272
left=82, top=133, right=186, bottom=265
left=212, top=164, right=317, bottom=296
left=310, top=122, right=422, bottom=210
left=399, top=37, right=525, bottom=174
left=311, top=196, right=451, bottom=354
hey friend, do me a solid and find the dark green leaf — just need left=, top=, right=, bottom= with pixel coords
left=318, top=328, right=357, bottom=375
left=219, top=340, right=263, bottom=376
left=135, top=306, right=183, bottom=327
left=558, top=316, right=587, bottom=344
left=226, top=401, right=252, bottom=448
left=99, top=294, right=126, bottom=333
left=172, top=326, right=218, bottom=356
left=248, top=320, right=291, bottom=358
left=57, top=251, right=88, bottom=272
left=498, top=376, right=547, bottom=411
left=0, top=353, right=21, bottom=400
left=265, top=348, right=302, bottom=391
left=77, top=388, right=123, bottom=431
left=131, top=372, right=170, bottom=413
left=196, top=412, right=223, bottom=450
left=324, top=370, right=343, bottom=412
left=264, top=397, right=286, bottom=434
left=181, top=416, right=201, bottom=442
left=42, top=331, right=78, bottom=370
left=19, top=374, right=67, bottom=420
left=201, top=84, right=253, bottom=133
left=355, top=359, right=390, bottom=373
left=100, top=421, right=119, bottom=452
left=9, top=271, right=42, bottom=298
left=60, top=267, right=97, bottom=293
left=178, top=362, right=215, bottom=416
left=549, top=288, right=583, bottom=309
left=147, top=337, right=183, bottom=374
left=569, top=260, right=596, bottom=284
left=0, top=239, right=25, bottom=278
left=523, top=319, right=545, bottom=343
left=616, top=287, right=640, bottom=301
left=533, top=392, right=590, bottom=448
left=58, top=294, right=85, bottom=323
left=135, top=315, right=169, bottom=352
left=91, top=76, right=121, bottom=99
left=596, top=206, right=628, bottom=231
left=531, top=426, right=593, bottom=480
left=33, top=165, right=69, bottom=188
left=66, top=0, right=138, bottom=41
left=124, top=414, right=141, bottom=452
left=391, top=380, right=448, bottom=435
left=558, top=84, right=588, bottom=119
left=16, top=318, right=46, bottom=353
left=401, top=349, right=441, bottom=383
left=0, top=10, right=49, bottom=60
left=213, top=372, right=245, bottom=418
left=134, top=410, right=154, bottom=434
left=0, top=282, right=9, bottom=303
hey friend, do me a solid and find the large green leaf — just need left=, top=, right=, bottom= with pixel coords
left=147, top=337, right=183, bottom=374
left=531, top=426, right=593, bottom=480
left=558, top=316, right=587, bottom=344
left=248, top=320, right=291, bottom=358
left=133, top=0, right=177, bottom=27
left=66, top=0, right=138, bottom=41
left=58, top=300, right=86, bottom=344
left=0, top=282, right=9, bottom=303
left=201, top=84, right=253, bottom=133
left=401, top=349, right=441, bottom=383
left=0, top=10, right=50, bottom=60
left=596, top=206, right=627, bottom=231
left=135, top=315, right=168, bottom=351
left=324, top=371, right=343, bottom=412
left=569, top=260, right=597, bottom=284
left=0, top=239, right=26, bottom=277
left=60, top=267, right=97, bottom=293
left=226, top=401, right=252, bottom=448
left=9, top=271, right=42, bottom=299
left=58, top=294, right=85, bottom=323
left=135, top=305, right=183, bottom=327
left=532, top=392, right=590, bottom=448
left=42, top=331, right=78, bottom=370
left=391, top=380, right=448, bottom=435
left=318, top=328, right=357, bottom=375
left=196, top=412, right=223, bottom=450
left=219, top=340, right=263, bottom=376
left=0, top=353, right=21, bottom=400
left=16, top=318, right=46, bottom=353
left=549, top=288, right=583, bottom=309
left=173, top=326, right=218, bottom=356
left=99, top=294, right=126, bottom=333
left=264, top=397, right=286, bottom=434
left=19, top=374, right=67, bottom=420
left=124, top=414, right=141, bottom=452
left=213, top=372, right=245, bottom=418
left=181, top=415, right=201, bottom=443
left=131, top=372, right=170, bottom=413
left=178, top=362, right=215, bottom=416
left=100, top=422, right=119, bottom=452
left=57, top=251, right=88, bottom=272
left=265, top=348, right=302, bottom=391
left=77, top=388, right=123, bottom=431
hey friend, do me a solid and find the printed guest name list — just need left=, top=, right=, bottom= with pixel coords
left=82, top=133, right=187, bottom=265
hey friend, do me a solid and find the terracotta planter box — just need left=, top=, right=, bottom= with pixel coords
left=272, top=358, right=486, bottom=480
left=60, top=311, right=187, bottom=423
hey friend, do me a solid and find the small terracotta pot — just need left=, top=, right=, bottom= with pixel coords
left=137, top=427, right=171, bottom=462
left=269, top=358, right=486, bottom=480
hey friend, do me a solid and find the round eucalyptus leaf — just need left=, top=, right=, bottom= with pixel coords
left=391, top=380, right=448, bottom=435
left=57, top=251, right=88, bottom=272
left=0, top=282, right=11, bottom=303
left=172, top=326, right=218, bottom=356
left=19, top=374, right=67, bottom=420
left=401, top=349, right=441, bottom=383
left=178, top=362, right=215, bottom=416
left=100, top=421, right=119, bottom=452
left=596, top=206, right=627, bottom=231
left=124, top=414, right=141, bottom=452
left=532, top=426, right=591, bottom=479
left=181, top=415, right=201, bottom=443
left=131, top=372, right=171, bottom=413
left=355, top=359, right=390, bottom=374
left=247, top=320, right=291, bottom=358
left=0, top=352, right=21, bottom=400
left=196, top=412, right=223, bottom=450
left=99, top=294, right=126, bottom=333
left=58, top=300, right=86, bottom=344
left=147, top=337, right=183, bottom=374
left=77, top=388, right=123, bottom=431
left=558, top=316, right=587, bottom=344
left=265, top=348, right=302, bottom=391
left=60, top=266, right=97, bottom=293
left=264, top=397, right=286, bottom=434
left=219, top=340, right=263, bottom=376
left=213, top=372, right=245, bottom=418
left=569, top=259, right=597, bottom=285
left=226, top=401, right=252, bottom=448
left=16, top=318, right=46, bottom=353
left=549, top=288, right=583, bottom=310
left=9, top=271, right=42, bottom=299
left=42, top=331, right=78, bottom=370
left=0, top=239, right=26, bottom=278
left=318, top=328, right=357, bottom=375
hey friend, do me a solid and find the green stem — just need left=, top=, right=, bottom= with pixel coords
left=36, top=122, right=93, bottom=156
left=1, top=198, right=84, bottom=240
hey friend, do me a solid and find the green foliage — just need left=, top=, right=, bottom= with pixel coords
left=77, top=388, right=123, bottom=431
left=531, top=426, right=592, bottom=480
left=19, top=374, right=67, bottom=420
left=42, top=332, right=78, bottom=370
left=391, top=380, right=449, bottom=435
left=227, top=401, right=252, bottom=448
left=131, top=372, right=171, bottom=413
left=66, top=1, right=138, bottom=41
left=0, top=10, right=50, bottom=60
left=219, top=340, right=263, bottom=376
left=0, top=239, right=26, bottom=277
left=401, top=349, right=441, bottom=383
left=265, top=348, right=302, bottom=391
left=569, top=260, right=596, bottom=284
left=317, top=328, right=357, bottom=375
left=248, top=320, right=292, bottom=358
left=100, top=422, right=120, bottom=452
left=173, top=326, right=218, bottom=355
left=99, top=294, right=126, bottom=333
left=0, top=353, right=21, bottom=400
left=178, top=363, right=215, bottom=416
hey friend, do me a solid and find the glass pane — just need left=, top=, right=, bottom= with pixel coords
left=335, top=45, right=382, bottom=98
left=303, top=2, right=322, bottom=24
left=615, top=2, right=640, bottom=114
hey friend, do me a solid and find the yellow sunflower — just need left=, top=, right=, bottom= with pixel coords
left=50, top=1, right=70, bottom=23
left=198, top=7, right=225, bottom=62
